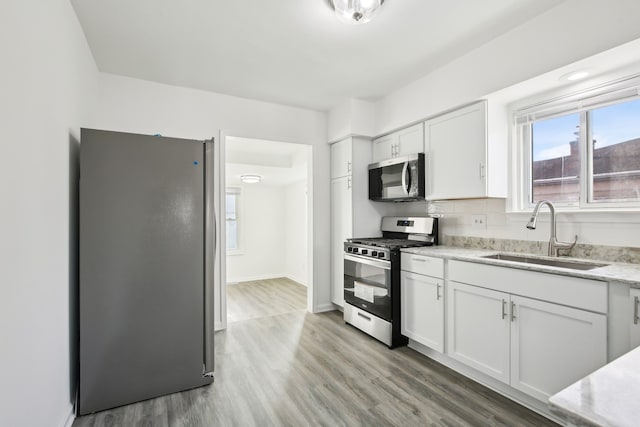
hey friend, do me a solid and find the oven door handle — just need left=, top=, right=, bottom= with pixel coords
left=344, top=254, right=391, bottom=270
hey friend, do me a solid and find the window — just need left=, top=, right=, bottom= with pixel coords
left=226, top=188, right=241, bottom=252
left=517, top=77, right=640, bottom=210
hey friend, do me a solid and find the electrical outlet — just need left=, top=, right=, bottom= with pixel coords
left=471, top=214, right=487, bottom=229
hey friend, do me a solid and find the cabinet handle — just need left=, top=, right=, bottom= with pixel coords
left=634, top=296, right=639, bottom=325
left=511, top=301, right=516, bottom=322
left=347, top=177, right=352, bottom=189
left=436, top=283, right=441, bottom=300
left=501, top=299, right=507, bottom=320
left=411, top=257, right=426, bottom=262
left=347, top=161, right=352, bottom=172
left=479, top=163, right=485, bottom=180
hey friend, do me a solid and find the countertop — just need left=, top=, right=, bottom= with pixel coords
left=400, top=246, right=640, bottom=287
left=548, top=345, right=640, bottom=427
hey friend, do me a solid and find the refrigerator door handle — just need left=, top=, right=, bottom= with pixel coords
left=203, top=138, right=215, bottom=377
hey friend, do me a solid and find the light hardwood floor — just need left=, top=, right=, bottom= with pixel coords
left=74, top=281, right=558, bottom=427
left=226, top=278, right=307, bottom=323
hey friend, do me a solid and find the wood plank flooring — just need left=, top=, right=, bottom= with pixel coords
left=73, top=306, right=558, bottom=427
left=226, top=278, right=307, bottom=323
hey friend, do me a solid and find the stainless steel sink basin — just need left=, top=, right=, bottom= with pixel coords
left=482, top=254, right=608, bottom=271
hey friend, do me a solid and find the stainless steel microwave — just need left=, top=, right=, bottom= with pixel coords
left=368, top=153, right=425, bottom=202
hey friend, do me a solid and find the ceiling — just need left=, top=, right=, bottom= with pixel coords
left=71, top=0, right=564, bottom=111
left=225, top=137, right=309, bottom=186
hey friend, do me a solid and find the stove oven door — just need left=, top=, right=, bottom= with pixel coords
left=344, top=253, right=392, bottom=321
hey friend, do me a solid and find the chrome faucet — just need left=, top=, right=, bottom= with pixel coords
left=526, top=200, right=577, bottom=257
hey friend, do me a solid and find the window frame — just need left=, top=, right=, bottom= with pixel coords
left=514, top=74, right=640, bottom=212
left=225, top=187, right=243, bottom=255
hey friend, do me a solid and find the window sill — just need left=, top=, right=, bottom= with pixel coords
left=505, top=208, right=640, bottom=224
left=226, top=250, right=244, bottom=256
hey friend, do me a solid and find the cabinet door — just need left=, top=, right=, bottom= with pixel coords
left=331, top=176, right=352, bottom=307
left=401, top=271, right=444, bottom=352
left=447, top=281, right=510, bottom=383
left=396, top=123, right=424, bottom=157
left=330, top=138, right=352, bottom=179
left=425, top=101, right=487, bottom=200
left=631, top=289, right=640, bottom=350
left=372, top=134, right=395, bottom=163
left=510, top=295, right=607, bottom=402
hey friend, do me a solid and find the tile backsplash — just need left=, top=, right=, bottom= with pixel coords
left=419, top=198, right=640, bottom=263
left=442, top=235, right=640, bottom=264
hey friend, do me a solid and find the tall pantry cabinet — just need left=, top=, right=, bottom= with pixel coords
left=330, top=137, right=381, bottom=307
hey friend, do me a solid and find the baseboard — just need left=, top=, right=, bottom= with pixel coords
left=313, top=302, right=337, bottom=313
left=61, top=404, right=75, bottom=427
left=285, top=275, right=308, bottom=287
left=227, top=273, right=287, bottom=283
left=407, top=340, right=563, bottom=425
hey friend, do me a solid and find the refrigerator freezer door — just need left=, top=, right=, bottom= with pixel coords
left=203, top=139, right=215, bottom=376
left=79, top=129, right=212, bottom=415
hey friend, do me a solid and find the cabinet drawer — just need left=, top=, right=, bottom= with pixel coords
left=401, top=253, right=443, bottom=278
left=449, top=260, right=607, bottom=313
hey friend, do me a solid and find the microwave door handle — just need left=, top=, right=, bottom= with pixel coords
left=401, top=161, right=409, bottom=196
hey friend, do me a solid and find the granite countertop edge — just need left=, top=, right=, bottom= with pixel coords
left=400, top=246, right=640, bottom=287
left=546, top=345, right=640, bottom=427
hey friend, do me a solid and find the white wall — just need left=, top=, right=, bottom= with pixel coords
left=284, top=180, right=309, bottom=286
left=226, top=185, right=286, bottom=282
left=327, top=99, right=375, bottom=142
left=0, top=1, right=98, bottom=427
left=373, top=0, right=640, bottom=136
left=86, top=73, right=330, bottom=320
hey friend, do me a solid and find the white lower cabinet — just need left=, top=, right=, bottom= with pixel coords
left=447, top=281, right=510, bottom=383
left=400, top=271, right=444, bottom=353
left=447, top=279, right=607, bottom=402
left=630, top=288, right=640, bottom=350
left=510, top=295, right=607, bottom=401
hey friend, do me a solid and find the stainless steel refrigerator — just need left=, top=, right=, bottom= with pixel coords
left=78, top=129, right=216, bottom=415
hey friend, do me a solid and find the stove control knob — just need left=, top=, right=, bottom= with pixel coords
left=371, top=251, right=378, bottom=257
left=361, top=249, right=368, bottom=255
left=347, top=247, right=353, bottom=252
left=378, top=252, right=385, bottom=258
left=352, top=248, right=359, bottom=254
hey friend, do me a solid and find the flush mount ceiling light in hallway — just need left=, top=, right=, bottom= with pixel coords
left=240, top=174, right=262, bottom=184
left=330, top=0, right=385, bottom=25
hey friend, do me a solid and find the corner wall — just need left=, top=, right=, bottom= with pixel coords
left=0, top=1, right=99, bottom=426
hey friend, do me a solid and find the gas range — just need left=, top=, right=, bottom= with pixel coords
left=345, top=238, right=434, bottom=261
left=343, top=216, right=438, bottom=348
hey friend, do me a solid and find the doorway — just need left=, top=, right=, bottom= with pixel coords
left=221, top=136, right=312, bottom=325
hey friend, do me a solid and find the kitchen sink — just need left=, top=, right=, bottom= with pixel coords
left=481, top=253, right=608, bottom=271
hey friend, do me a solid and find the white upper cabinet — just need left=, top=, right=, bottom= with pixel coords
left=330, top=138, right=352, bottom=179
left=396, top=123, right=424, bottom=157
left=424, top=101, right=506, bottom=200
left=372, top=134, right=395, bottom=164
left=372, top=123, right=424, bottom=163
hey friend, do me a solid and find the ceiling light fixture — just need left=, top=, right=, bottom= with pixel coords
left=560, top=70, right=590, bottom=82
left=330, top=0, right=385, bottom=25
left=240, top=174, right=262, bottom=184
